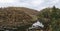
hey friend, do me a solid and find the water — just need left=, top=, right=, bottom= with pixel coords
left=29, top=21, right=44, bottom=29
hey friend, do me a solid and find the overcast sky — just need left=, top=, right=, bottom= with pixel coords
left=0, top=0, right=60, bottom=11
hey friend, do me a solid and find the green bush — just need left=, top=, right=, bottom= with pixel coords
left=37, top=6, right=60, bottom=31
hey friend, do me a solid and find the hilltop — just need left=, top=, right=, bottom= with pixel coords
left=1, top=7, right=38, bottom=15
left=0, top=7, right=38, bottom=31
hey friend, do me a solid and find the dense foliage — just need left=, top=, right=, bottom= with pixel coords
left=37, top=6, right=60, bottom=31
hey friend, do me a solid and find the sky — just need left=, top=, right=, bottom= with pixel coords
left=0, top=0, right=60, bottom=11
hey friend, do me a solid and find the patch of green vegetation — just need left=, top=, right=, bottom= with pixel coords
left=37, top=6, right=60, bottom=31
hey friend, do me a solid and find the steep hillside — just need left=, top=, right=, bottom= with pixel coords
left=0, top=7, right=38, bottom=30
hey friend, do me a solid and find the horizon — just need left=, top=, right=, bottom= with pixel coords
left=0, top=0, right=60, bottom=11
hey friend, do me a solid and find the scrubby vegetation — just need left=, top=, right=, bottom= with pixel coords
left=37, top=6, right=60, bottom=31
left=0, top=7, right=38, bottom=31
left=0, top=6, right=60, bottom=31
